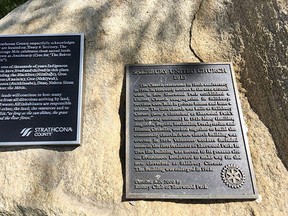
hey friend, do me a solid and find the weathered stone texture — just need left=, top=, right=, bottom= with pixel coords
left=0, top=0, right=287, bottom=215
left=193, top=0, right=288, bottom=168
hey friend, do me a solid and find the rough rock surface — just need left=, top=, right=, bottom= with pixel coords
left=192, top=0, right=288, bottom=169
left=0, top=0, right=287, bottom=215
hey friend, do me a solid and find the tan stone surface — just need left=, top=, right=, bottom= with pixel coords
left=192, top=0, right=288, bottom=168
left=0, top=0, right=287, bottom=215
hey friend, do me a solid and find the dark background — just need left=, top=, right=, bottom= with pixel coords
left=0, top=0, right=28, bottom=19
left=0, top=35, right=82, bottom=143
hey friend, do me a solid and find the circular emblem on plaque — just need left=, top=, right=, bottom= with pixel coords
left=221, top=164, right=245, bottom=188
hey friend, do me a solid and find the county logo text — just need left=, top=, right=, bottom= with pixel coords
left=20, top=127, right=73, bottom=137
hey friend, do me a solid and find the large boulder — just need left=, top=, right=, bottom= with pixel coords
left=0, top=0, right=287, bottom=215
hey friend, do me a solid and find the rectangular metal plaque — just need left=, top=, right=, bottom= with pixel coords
left=0, top=34, right=84, bottom=145
left=126, top=63, right=258, bottom=199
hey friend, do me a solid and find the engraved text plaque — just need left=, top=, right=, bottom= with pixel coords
left=126, top=63, right=258, bottom=199
left=0, top=34, right=84, bottom=145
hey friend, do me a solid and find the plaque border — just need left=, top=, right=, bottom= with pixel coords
left=0, top=33, right=84, bottom=146
left=125, top=62, right=258, bottom=199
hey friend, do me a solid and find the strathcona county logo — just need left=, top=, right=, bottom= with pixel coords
left=34, top=127, right=73, bottom=137
left=20, top=127, right=73, bottom=137
left=20, top=128, right=33, bottom=137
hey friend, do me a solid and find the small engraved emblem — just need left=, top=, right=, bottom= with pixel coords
left=221, top=164, right=245, bottom=188
left=20, top=128, right=33, bottom=137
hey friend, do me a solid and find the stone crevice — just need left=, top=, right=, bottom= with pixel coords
left=189, top=0, right=204, bottom=62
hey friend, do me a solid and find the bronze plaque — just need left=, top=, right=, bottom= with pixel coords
left=126, top=63, right=258, bottom=199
